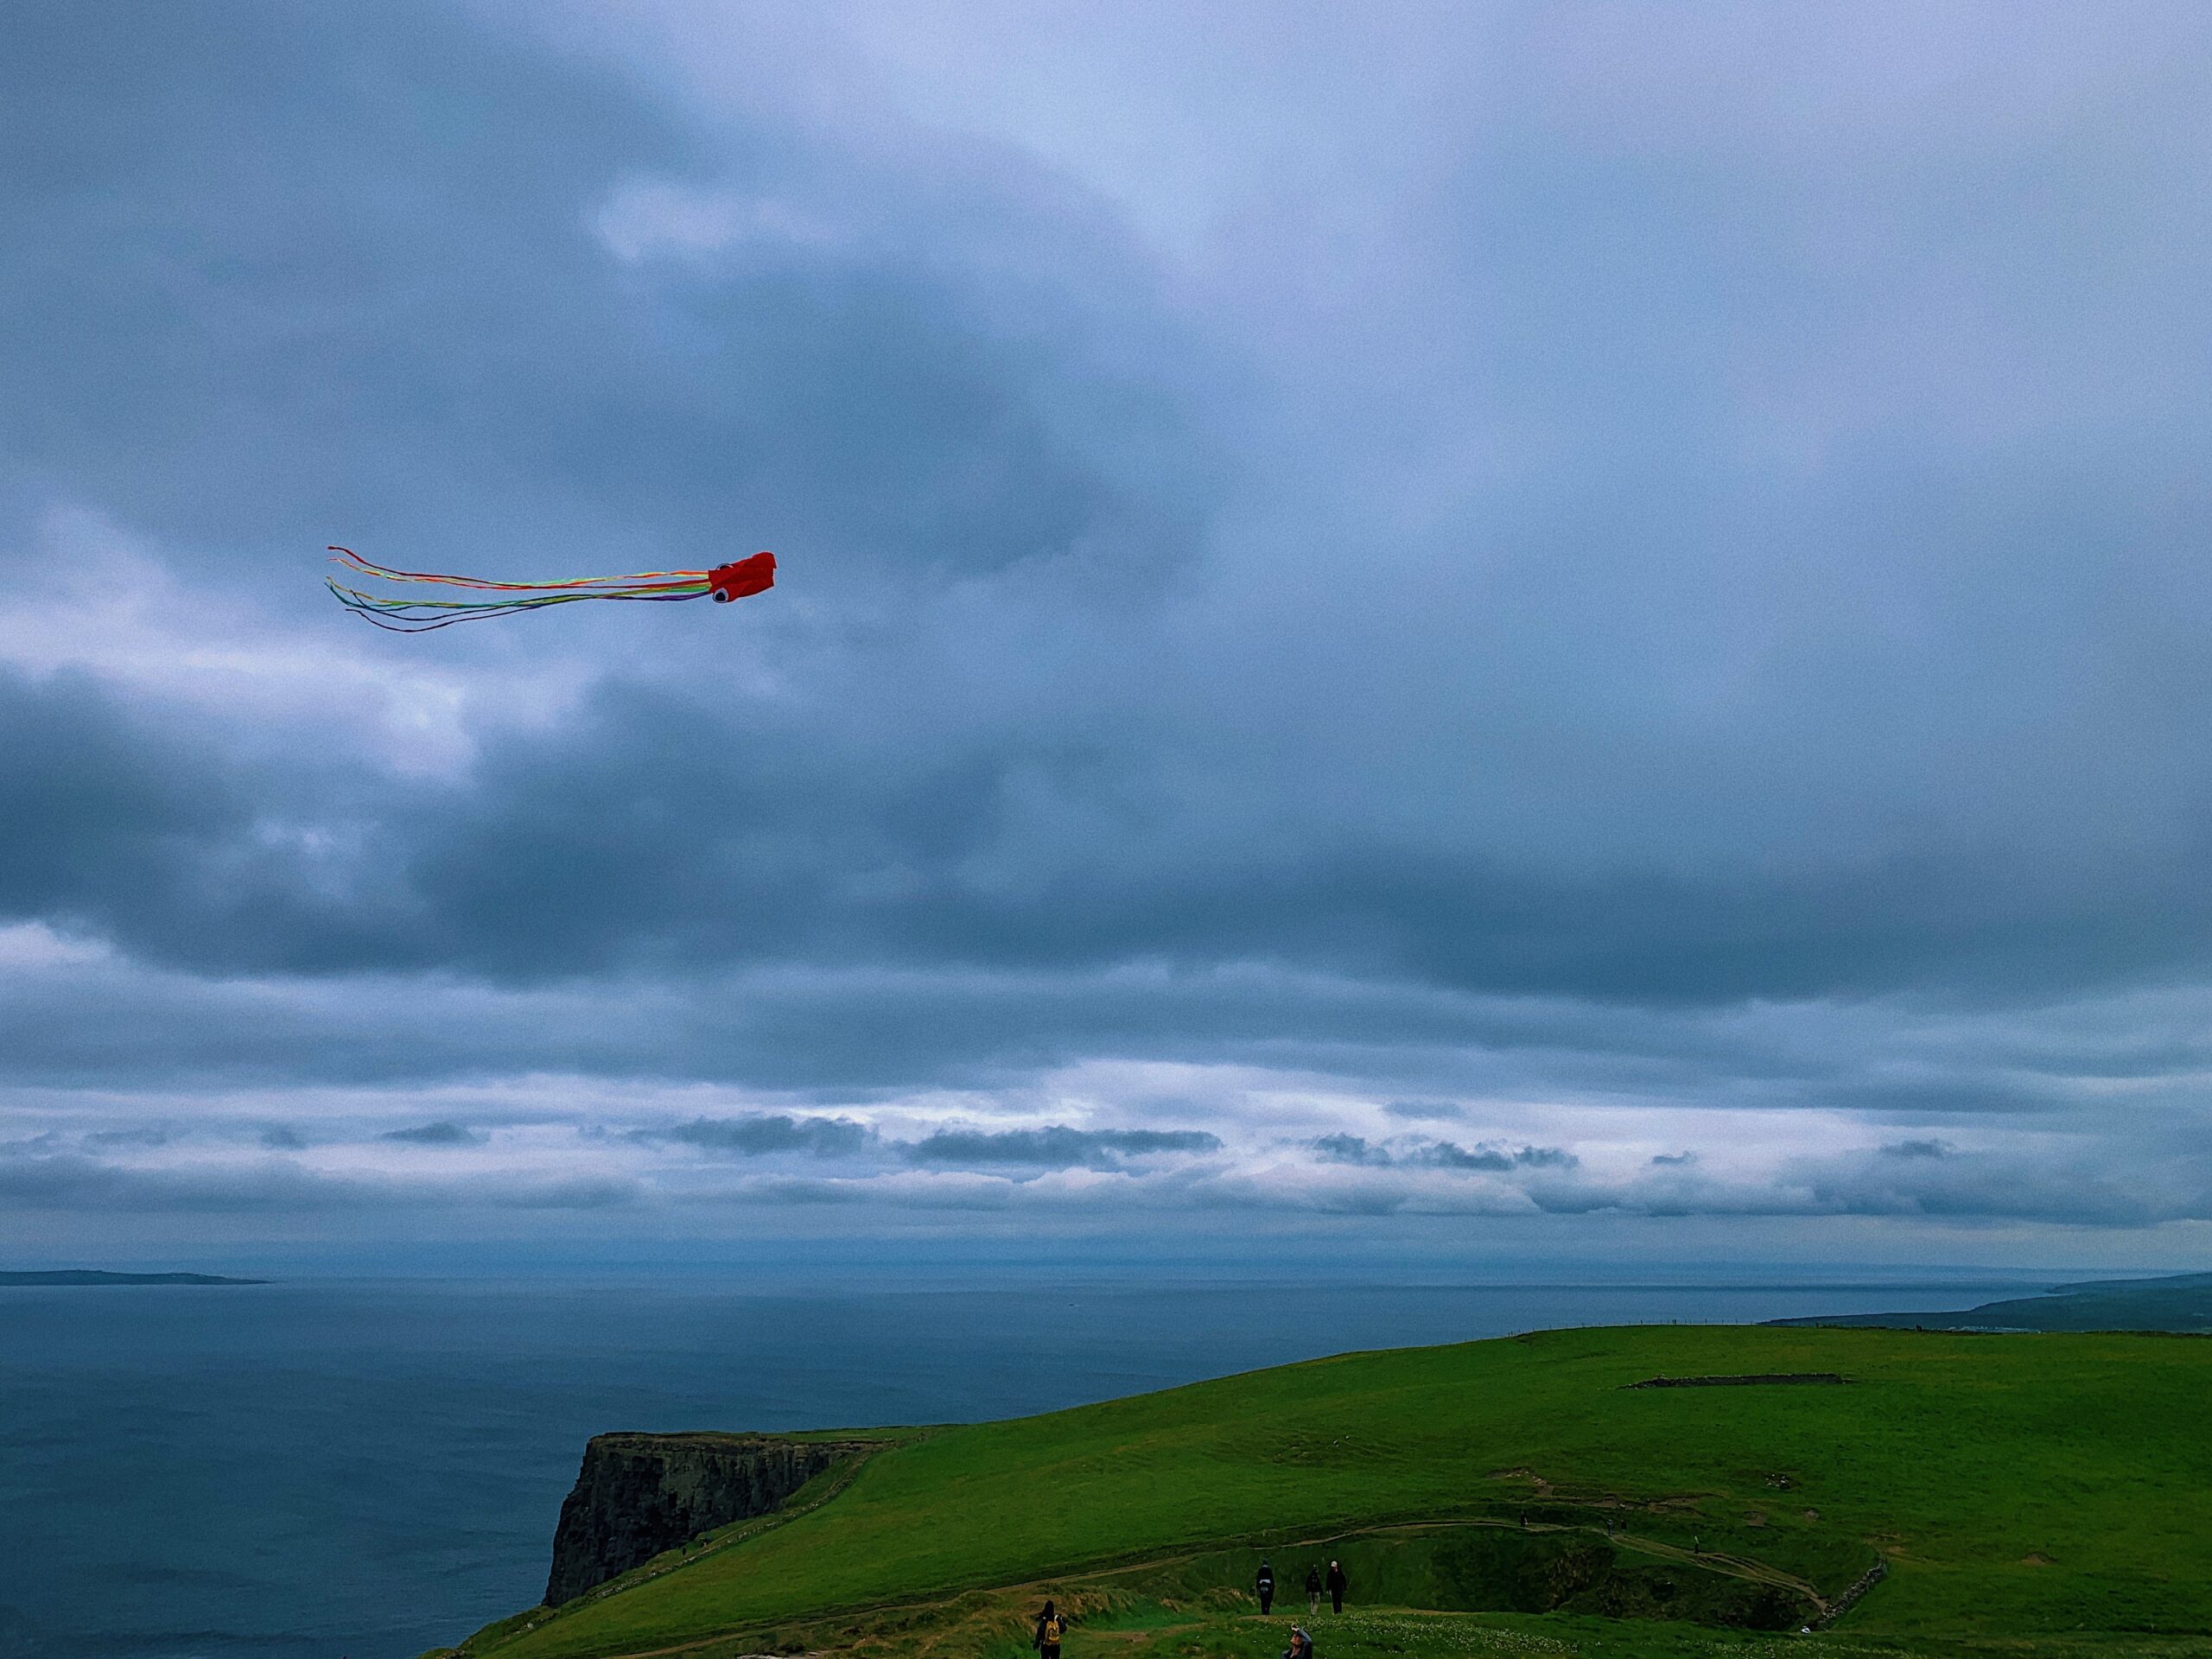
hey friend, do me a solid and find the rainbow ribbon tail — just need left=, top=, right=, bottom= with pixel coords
left=324, top=548, right=775, bottom=632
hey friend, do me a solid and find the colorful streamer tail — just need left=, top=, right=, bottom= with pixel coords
left=325, top=547, right=775, bottom=632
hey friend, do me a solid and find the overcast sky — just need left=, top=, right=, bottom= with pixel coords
left=4, top=1, right=2210, bottom=1274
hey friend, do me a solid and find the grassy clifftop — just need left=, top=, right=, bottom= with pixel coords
left=442, top=1325, right=2211, bottom=1659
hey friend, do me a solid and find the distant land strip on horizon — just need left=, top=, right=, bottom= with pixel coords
left=1769, top=1269, right=2212, bottom=1334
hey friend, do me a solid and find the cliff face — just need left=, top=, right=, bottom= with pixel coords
left=544, top=1432, right=867, bottom=1606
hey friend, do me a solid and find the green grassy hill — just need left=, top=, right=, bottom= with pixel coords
left=435, top=1325, right=2212, bottom=1659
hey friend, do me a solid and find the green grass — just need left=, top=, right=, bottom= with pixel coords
left=439, top=1325, right=2212, bottom=1659
left=1052, top=1608, right=2212, bottom=1659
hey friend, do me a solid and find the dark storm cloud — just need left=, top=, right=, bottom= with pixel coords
left=0, top=3, right=671, bottom=564
left=7, top=2, right=2212, bottom=1247
left=0, top=671, right=241, bottom=933
left=23, top=643, right=2212, bottom=1005
left=0, top=0, right=1224, bottom=990
left=0, top=667, right=426, bottom=976
left=3, top=0, right=2212, bottom=1020
left=22, top=898, right=2003, bottom=1102
left=379, top=1122, right=481, bottom=1147
left=1310, top=1135, right=1391, bottom=1167
left=1418, top=1141, right=1579, bottom=1173
left=1782, top=1143, right=2196, bottom=1230
left=0, top=1153, right=305, bottom=1211
left=646, top=1114, right=875, bottom=1157
left=0, top=949, right=1441, bottom=1094
left=902, top=1126, right=1220, bottom=1169
left=0, top=0, right=1209, bottom=583
left=0, top=10, right=2180, bottom=1009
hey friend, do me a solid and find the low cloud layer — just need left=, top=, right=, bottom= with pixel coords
left=3, top=1095, right=2199, bottom=1248
left=1311, top=1136, right=1578, bottom=1173
left=905, top=1127, right=1222, bottom=1170
left=650, top=1115, right=877, bottom=1159
left=4, top=3, right=2212, bottom=1265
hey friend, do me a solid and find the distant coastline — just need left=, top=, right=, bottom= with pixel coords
left=1768, top=1269, right=2210, bottom=1334
left=0, top=1269, right=267, bottom=1287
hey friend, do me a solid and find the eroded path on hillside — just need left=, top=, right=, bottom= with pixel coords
left=551, top=1509, right=1840, bottom=1659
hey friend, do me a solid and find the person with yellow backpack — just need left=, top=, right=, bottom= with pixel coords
left=1033, top=1599, right=1070, bottom=1659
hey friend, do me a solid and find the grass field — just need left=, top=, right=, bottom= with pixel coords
left=431, top=1325, right=2212, bottom=1659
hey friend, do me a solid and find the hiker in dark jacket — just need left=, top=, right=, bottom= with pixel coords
left=1255, top=1558, right=1276, bottom=1614
left=1325, top=1559, right=1347, bottom=1613
left=1282, top=1625, right=1314, bottom=1659
left=1305, top=1564, right=1323, bottom=1613
left=1033, top=1599, right=1069, bottom=1658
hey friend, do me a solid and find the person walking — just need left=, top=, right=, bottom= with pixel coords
left=1255, top=1558, right=1276, bottom=1615
left=1325, top=1559, right=1347, bottom=1614
left=1033, top=1599, right=1068, bottom=1659
left=1305, top=1563, right=1323, bottom=1614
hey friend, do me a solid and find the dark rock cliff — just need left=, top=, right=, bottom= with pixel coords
left=543, top=1432, right=869, bottom=1606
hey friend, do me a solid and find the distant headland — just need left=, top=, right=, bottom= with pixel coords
left=0, top=1270, right=267, bottom=1287
left=1768, top=1268, right=2211, bottom=1334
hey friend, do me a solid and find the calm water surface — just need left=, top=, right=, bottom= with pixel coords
left=0, top=1275, right=2035, bottom=1659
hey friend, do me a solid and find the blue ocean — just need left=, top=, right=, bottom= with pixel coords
left=0, top=1274, right=2036, bottom=1659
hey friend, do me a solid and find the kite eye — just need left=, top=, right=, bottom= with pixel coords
left=712, top=588, right=733, bottom=602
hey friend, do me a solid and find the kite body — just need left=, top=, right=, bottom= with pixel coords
left=709, top=552, right=777, bottom=603
left=326, top=547, right=775, bottom=631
